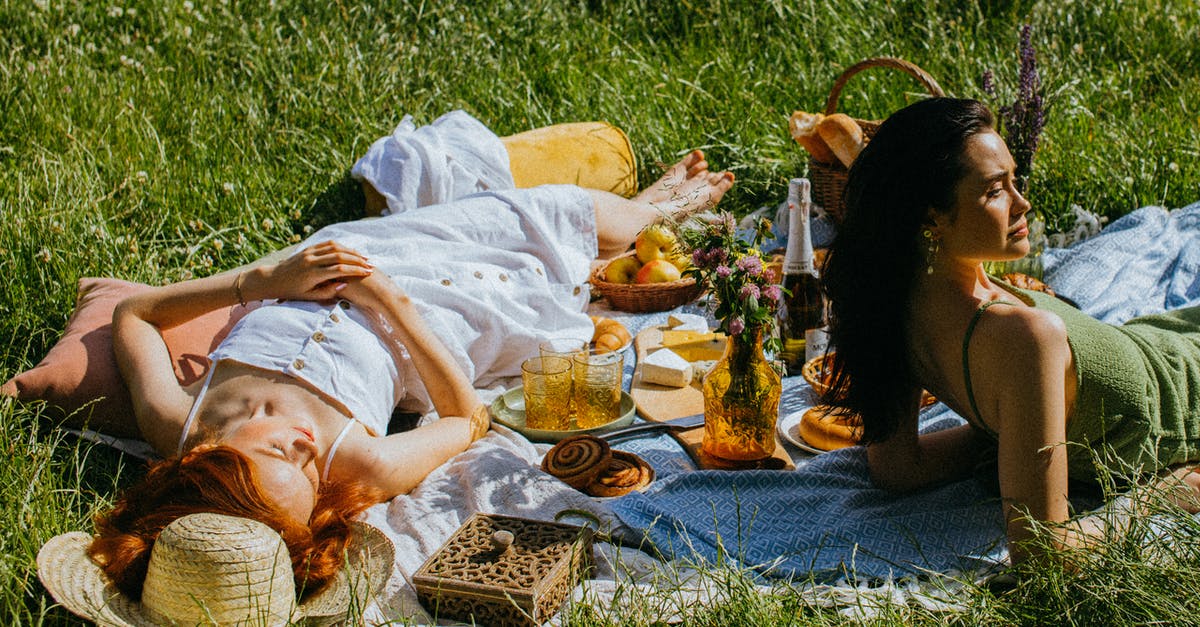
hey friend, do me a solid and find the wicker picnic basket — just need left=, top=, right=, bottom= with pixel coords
left=590, top=252, right=702, bottom=313
left=809, top=57, right=945, bottom=220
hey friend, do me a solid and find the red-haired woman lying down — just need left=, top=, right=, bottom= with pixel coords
left=87, top=117, right=734, bottom=603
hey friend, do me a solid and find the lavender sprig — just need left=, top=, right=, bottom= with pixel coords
left=981, top=69, right=997, bottom=98
left=998, top=24, right=1046, bottom=191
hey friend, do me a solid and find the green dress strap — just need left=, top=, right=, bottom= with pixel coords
left=962, top=300, right=1012, bottom=439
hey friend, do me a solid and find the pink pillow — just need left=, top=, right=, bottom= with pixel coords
left=1, top=278, right=255, bottom=438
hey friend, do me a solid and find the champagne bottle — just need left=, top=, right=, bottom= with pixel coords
left=778, top=178, right=827, bottom=371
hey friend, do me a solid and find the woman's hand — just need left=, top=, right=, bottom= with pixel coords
left=254, top=241, right=374, bottom=302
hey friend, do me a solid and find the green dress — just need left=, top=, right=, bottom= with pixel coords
left=962, top=281, right=1200, bottom=481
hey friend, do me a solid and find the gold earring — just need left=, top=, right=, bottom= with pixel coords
left=922, top=229, right=940, bottom=274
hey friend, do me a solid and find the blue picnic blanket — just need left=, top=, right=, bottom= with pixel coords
left=610, top=201, right=1200, bottom=582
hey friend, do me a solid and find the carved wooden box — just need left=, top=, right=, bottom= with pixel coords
left=412, top=513, right=594, bottom=627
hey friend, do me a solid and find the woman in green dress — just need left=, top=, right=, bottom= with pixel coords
left=821, top=97, right=1200, bottom=564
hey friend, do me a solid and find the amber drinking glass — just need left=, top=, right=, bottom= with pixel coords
left=571, top=350, right=624, bottom=429
left=521, top=356, right=572, bottom=431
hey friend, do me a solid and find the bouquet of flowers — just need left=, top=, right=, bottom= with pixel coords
left=677, top=212, right=783, bottom=354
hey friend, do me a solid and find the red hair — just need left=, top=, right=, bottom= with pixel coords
left=87, top=446, right=382, bottom=601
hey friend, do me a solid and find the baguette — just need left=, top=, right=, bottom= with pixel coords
left=815, top=113, right=865, bottom=168
left=788, top=111, right=839, bottom=164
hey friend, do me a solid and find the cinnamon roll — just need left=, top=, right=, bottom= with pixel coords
left=541, top=435, right=612, bottom=490
left=587, top=450, right=654, bottom=497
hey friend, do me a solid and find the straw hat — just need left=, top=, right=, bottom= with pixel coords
left=37, top=513, right=394, bottom=626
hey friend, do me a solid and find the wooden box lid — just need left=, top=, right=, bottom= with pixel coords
left=413, top=513, right=594, bottom=626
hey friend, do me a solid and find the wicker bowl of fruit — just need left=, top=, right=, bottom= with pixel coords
left=589, top=225, right=701, bottom=313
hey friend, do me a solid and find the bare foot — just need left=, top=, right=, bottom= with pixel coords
left=634, top=150, right=709, bottom=205
left=649, top=169, right=735, bottom=221
left=590, top=151, right=735, bottom=260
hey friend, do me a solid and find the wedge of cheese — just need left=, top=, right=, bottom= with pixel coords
left=666, top=312, right=709, bottom=333
left=640, top=348, right=694, bottom=388
left=660, top=329, right=727, bottom=362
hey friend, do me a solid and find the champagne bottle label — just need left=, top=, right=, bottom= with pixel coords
left=805, top=326, right=830, bottom=362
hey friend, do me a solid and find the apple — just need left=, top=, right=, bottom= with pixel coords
left=604, top=256, right=642, bottom=284
left=634, top=258, right=682, bottom=284
left=634, top=224, right=678, bottom=264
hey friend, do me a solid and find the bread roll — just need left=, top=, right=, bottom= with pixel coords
left=789, top=111, right=839, bottom=164
left=1001, top=272, right=1057, bottom=297
left=798, top=405, right=861, bottom=451
left=815, top=113, right=864, bottom=168
left=592, top=317, right=631, bottom=347
left=594, top=332, right=624, bottom=353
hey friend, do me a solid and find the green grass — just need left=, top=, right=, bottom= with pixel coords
left=2, top=0, right=1199, bottom=623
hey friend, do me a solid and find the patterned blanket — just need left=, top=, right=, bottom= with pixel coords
left=609, top=201, right=1200, bottom=582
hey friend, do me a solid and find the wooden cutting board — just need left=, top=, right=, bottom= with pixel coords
left=631, top=326, right=793, bottom=470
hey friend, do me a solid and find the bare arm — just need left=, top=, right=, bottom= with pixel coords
left=339, top=272, right=483, bottom=421
left=979, top=308, right=1075, bottom=564
left=346, top=406, right=490, bottom=498
left=867, top=392, right=989, bottom=493
left=336, top=272, right=487, bottom=497
left=113, top=242, right=373, bottom=455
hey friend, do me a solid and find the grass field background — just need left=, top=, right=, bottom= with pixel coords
left=2, top=0, right=1198, bottom=623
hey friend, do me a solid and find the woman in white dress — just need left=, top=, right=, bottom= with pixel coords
left=87, top=113, right=735, bottom=602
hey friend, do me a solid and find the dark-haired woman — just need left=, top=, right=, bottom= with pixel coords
left=821, top=97, right=1200, bottom=563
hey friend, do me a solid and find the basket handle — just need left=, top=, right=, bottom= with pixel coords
left=823, top=57, right=945, bottom=116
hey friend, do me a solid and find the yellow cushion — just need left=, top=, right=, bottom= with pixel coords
left=501, top=122, right=638, bottom=197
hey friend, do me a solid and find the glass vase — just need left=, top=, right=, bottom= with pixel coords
left=701, top=326, right=782, bottom=462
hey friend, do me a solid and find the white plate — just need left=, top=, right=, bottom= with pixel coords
left=490, top=387, right=636, bottom=443
left=777, top=409, right=827, bottom=456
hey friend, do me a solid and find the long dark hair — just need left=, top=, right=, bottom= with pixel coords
left=822, top=98, right=995, bottom=443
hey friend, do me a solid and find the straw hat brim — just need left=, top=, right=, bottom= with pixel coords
left=37, top=520, right=394, bottom=626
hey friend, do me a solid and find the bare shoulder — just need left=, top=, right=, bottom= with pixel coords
left=969, top=302, right=1072, bottom=426
left=974, top=303, right=1068, bottom=355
